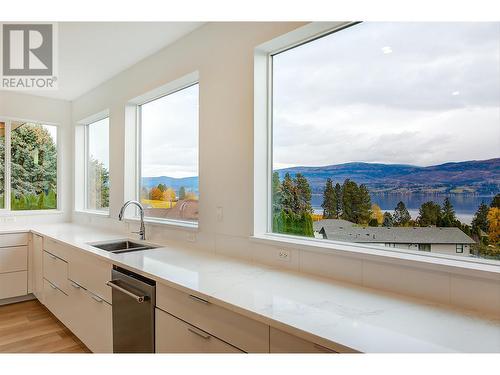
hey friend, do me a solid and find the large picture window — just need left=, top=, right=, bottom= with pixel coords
left=270, top=22, right=500, bottom=262
left=0, top=119, right=58, bottom=211
left=138, top=83, right=199, bottom=223
left=85, top=117, right=109, bottom=211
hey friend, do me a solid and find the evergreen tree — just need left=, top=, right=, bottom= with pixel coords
left=394, top=201, right=411, bottom=226
left=340, top=179, right=357, bottom=222
left=179, top=186, right=186, bottom=200
left=490, top=194, right=500, bottom=209
left=321, top=178, right=336, bottom=219
left=472, top=202, right=490, bottom=234
left=382, top=212, right=394, bottom=227
left=441, top=197, right=458, bottom=227
left=357, top=184, right=372, bottom=224
left=295, top=173, right=313, bottom=214
left=334, top=183, right=342, bottom=218
left=417, top=201, right=442, bottom=226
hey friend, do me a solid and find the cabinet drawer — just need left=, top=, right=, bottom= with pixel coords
left=0, top=271, right=27, bottom=299
left=43, top=237, right=70, bottom=261
left=270, top=328, right=337, bottom=353
left=156, top=308, right=242, bottom=353
left=68, top=251, right=112, bottom=303
left=156, top=283, right=269, bottom=353
left=0, top=233, right=28, bottom=248
left=0, top=246, right=27, bottom=273
left=43, top=278, right=70, bottom=323
left=67, top=280, right=112, bottom=353
left=43, top=251, right=68, bottom=294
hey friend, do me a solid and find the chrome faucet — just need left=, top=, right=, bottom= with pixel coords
left=118, top=200, right=146, bottom=240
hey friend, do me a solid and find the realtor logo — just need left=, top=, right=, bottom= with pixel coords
left=1, top=23, right=58, bottom=89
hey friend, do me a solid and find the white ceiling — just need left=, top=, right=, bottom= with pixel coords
left=22, top=22, right=204, bottom=101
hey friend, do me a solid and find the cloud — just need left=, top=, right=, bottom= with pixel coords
left=273, top=22, right=500, bottom=168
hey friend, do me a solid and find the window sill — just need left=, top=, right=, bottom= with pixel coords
left=251, top=233, right=500, bottom=281
left=74, top=210, right=110, bottom=218
left=0, top=209, right=64, bottom=217
left=125, top=216, right=199, bottom=231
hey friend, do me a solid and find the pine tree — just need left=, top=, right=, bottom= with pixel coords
left=490, top=194, right=500, bottom=209
left=295, top=173, right=313, bottom=214
left=357, top=184, right=372, bottom=224
left=334, top=183, right=342, bottom=218
left=340, top=179, right=357, bottom=222
left=441, top=197, right=457, bottom=227
left=417, top=201, right=442, bottom=226
left=280, top=172, right=298, bottom=215
left=321, top=178, right=336, bottom=219
left=394, top=201, right=411, bottom=226
left=383, top=212, right=394, bottom=227
left=472, top=202, right=490, bottom=234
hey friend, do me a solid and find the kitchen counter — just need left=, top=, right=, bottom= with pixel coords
left=9, top=223, right=500, bottom=352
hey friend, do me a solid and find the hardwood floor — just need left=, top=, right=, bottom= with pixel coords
left=0, top=300, right=91, bottom=353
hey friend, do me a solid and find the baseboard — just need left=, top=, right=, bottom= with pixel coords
left=0, top=293, right=36, bottom=306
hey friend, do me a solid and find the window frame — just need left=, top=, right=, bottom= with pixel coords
left=253, top=21, right=500, bottom=270
left=0, top=116, right=61, bottom=214
left=83, top=115, right=110, bottom=213
left=456, top=244, right=464, bottom=253
left=127, top=71, right=200, bottom=229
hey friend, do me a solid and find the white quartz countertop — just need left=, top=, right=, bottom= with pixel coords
left=9, top=223, right=500, bottom=353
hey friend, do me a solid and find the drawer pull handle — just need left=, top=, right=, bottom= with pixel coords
left=189, top=294, right=209, bottom=304
left=313, top=343, right=336, bottom=353
left=70, top=281, right=82, bottom=289
left=107, top=280, right=146, bottom=303
left=91, top=294, right=103, bottom=303
left=48, top=282, right=57, bottom=289
left=187, top=327, right=211, bottom=340
left=48, top=253, right=57, bottom=260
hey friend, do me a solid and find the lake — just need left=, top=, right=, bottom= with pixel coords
left=311, top=193, right=495, bottom=225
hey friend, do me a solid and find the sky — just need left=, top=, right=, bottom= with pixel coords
left=141, top=84, right=199, bottom=178
left=272, top=22, right=500, bottom=169
left=88, top=117, right=109, bottom=168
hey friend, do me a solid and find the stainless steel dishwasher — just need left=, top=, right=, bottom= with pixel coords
left=107, top=266, right=156, bottom=353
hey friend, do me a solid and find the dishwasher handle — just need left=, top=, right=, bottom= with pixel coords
left=107, top=280, right=147, bottom=303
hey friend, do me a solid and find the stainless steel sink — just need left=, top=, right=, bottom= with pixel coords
left=90, top=240, right=158, bottom=254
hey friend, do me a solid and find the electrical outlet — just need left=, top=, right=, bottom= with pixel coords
left=278, top=249, right=291, bottom=261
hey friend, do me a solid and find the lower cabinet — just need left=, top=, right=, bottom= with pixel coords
left=66, top=279, right=113, bottom=353
left=156, top=308, right=243, bottom=353
left=0, top=271, right=28, bottom=299
left=269, top=327, right=338, bottom=353
left=43, top=278, right=70, bottom=323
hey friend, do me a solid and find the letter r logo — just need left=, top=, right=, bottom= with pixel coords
left=2, top=24, right=53, bottom=76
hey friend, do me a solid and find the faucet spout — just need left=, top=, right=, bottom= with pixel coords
left=118, top=200, right=146, bottom=240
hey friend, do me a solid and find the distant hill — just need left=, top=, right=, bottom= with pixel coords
left=276, top=158, right=500, bottom=195
left=142, top=176, right=199, bottom=194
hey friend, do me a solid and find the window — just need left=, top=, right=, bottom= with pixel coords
left=85, top=117, right=109, bottom=211
left=138, top=83, right=199, bottom=223
left=267, top=22, right=499, bottom=262
left=418, top=244, right=431, bottom=252
left=0, top=119, right=58, bottom=211
left=456, top=244, right=464, bottom=253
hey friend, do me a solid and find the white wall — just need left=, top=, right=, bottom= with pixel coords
left=71, top=22, right=500, bottom=316
left=0, top=91, right=72, bottom=224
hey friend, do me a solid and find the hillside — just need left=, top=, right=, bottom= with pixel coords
left=276, top=158, right=500, bottom=195
left=142, top=176, right=199, bottom=194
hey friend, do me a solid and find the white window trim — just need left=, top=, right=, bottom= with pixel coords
left=253, top=21, right=500, bottom=276
left=75, top=110, right=110, bottom=215
left=0, top=116, right=61, bottom=214
left=126, top=71, right=200, bottom=228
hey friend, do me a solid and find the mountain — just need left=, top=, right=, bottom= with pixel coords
left=142, top=176, right=199, bottom=194
left=276, top=158, right=500, bottom=195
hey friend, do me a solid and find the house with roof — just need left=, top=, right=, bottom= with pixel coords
left=313, top=219, right=475, bottom=256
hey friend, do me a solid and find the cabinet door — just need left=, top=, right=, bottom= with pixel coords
left=270, top=328, right=337, bottom=353
left=67, top=280, right=112, bottom=353
left=32, top=235, right=44, bottom=301
left=156, top=308, right=242, bottom=353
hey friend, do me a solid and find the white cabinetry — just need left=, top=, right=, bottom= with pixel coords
left=32, top=234, right=44, bottom=302
left=156, top=308, right=242, bottom=353
left=0, top=233, right=28, bottom=300
left=270, top=328, right=338, bottom=353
